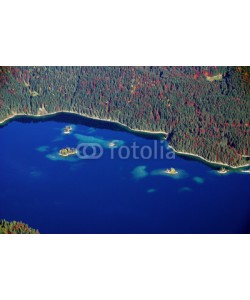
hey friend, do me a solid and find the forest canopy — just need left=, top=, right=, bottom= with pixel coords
left=0, top=219, right=39, bottom=234
left=0, top=66, right=249, bottom=167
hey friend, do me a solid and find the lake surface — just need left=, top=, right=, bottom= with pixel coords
left=0, top=113, right=249, bottom=233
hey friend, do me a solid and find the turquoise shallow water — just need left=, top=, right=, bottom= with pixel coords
left=0, top=113, right=249, bottom=233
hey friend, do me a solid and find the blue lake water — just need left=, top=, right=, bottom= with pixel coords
left=0, top=113, right=249, bottom=233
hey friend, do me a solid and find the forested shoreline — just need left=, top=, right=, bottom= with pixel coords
left=0, top=219, right=39, bottom=234
left=0, top=66, right=249, bottom=167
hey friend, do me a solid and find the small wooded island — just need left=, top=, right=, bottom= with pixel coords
left=59, top=147, right=77, bottom=157
left=64, top=125, right=73, bottom=134
left=0, top=66, right=249, bottom=167
left=164, top=168, right=178, bottom=175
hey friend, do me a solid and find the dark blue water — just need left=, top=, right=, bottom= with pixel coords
left=0, top=114, right=249, bottom=233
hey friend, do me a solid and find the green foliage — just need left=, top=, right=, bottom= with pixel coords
left=0, top=219, right=39, bottom=234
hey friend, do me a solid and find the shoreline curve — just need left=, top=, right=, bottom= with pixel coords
left=0, top=111, right=249, bottom=169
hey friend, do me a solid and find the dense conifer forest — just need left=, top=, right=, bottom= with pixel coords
left=0, top=66, right=249, bottom=167
left=0, top=219, right=39, bottom=234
